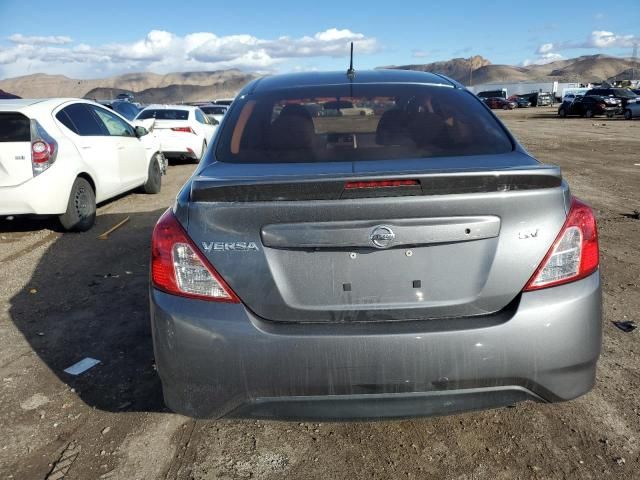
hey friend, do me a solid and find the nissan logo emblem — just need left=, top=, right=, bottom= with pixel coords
left=369, top=225, right=395, bottom=249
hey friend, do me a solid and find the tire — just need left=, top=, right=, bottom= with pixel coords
left=143, top=153, right=162, bottom=194
left=558, top=108, right=566, bottom=118
left=502, top=105, right=509, bottom=110
left=585, top=109, right=594, bottom=118
left=624, top=109, right=632, bottom=120
left=59, top=177, right=96, bottom=232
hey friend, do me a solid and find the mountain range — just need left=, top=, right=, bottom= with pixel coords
left=0, top=54, right=638, bottom=102
left=387, top=54, right=640, bottom=85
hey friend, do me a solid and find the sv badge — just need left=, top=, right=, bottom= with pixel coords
left=518, top=229, right=539, bottom=239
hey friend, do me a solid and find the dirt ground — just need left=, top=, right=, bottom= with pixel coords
left=0, top=107, right=639, bottom=480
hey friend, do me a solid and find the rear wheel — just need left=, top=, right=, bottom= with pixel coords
left=624, top=109, right=632, bottom=120
left=585, top=109, right=594, bottom=118
left=59, top=177, right=96, bottom=232
left=143, top=153, right=162, bottom=194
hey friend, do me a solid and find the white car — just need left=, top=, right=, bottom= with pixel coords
left=0, top=98, right=165, bottom=231
left=199, top=104, right=228, bottom=124
left=135, top=105, right=217, bottom=162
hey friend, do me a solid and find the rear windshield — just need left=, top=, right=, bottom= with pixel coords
left=0, top=112, right=30, bottom=142
left=215, top=84, right=513, bottom=164
left=201, top=106, right=227, bottom=115
left=137, top=109, right=189, bottom=120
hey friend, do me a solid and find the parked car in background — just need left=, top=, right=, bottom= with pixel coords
left=213, top=98, right=234, bottom=106
left=518, top=92, right=553, bottom=107
left=622, top=101, right=640, bottom=120
left=484, top=97, right=517, bottom=109
left=558, top=95, right=618, bottom=118
left=562, top=93, right=580, bottom=104
left=200, top=104, right=228, bottom=124
left=561, top=87, right=589, bottom=103
left=509, top=96, right=530, bottom=108
left=135, top=105, right=217, bottom=162
left=584, top=88, right=639, bottom=108
left=477, top=89, right=506, bottom=99
left=0, top=89, right=20, bottom=99
left=101, top=100, right=141, bottom=121
left=150, top=70, right=601, bottom=421
left=0, top=98, right=164, bottom=231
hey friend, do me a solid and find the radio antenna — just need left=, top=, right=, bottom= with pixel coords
left=346, top=42, right=355, bottom=80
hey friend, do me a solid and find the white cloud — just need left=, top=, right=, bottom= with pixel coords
left=0, top=28, right=378, bottom=78
left=537, top=43, right=554, bottom=54
left=522, top=52, right=564, bottom=66
left=526, top=29, right=636, bottom=66
left=412, top=50, right=428, bottom=59
left=584, top=30, right=635, bottom=49
left=8, top=34, right=73, bottom=45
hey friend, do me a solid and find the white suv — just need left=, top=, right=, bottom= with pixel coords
left=135, top=105, right=217, bottom=162
left=0, top=98, right=165, bottom=231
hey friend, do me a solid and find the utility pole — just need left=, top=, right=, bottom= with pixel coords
left=633, top=42, right=638, bottom=83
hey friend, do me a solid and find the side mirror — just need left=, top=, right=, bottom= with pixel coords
left=135, top=125, right=149, bottom=137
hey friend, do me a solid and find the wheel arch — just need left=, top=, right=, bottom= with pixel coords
left=76, top=172, right=96, bottom=196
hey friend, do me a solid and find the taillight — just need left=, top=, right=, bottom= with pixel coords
left=345, top=179, right=419, bottom=189
left=151, top=209, right=239, bottom=302
left=171, top=126, right=194, bottom=133
left=30, top=119, right=57, bottom=176
left=523, top=197, right=599, bottom=291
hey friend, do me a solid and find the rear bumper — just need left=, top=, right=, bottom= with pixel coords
left=157, top=133, right=201, bottom=158
left=0, top=165, right=74, bottom=216
left=150, top=272, right=602, bottom=420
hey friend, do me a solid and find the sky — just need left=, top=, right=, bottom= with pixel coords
left=0, top=0, right=638, bottom=79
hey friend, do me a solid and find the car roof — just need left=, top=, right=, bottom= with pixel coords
left=0, top=97, right=102, bottom=112
left=142, top=104, right=195, bottom=111
left=249, top=70, right=457, bottom=93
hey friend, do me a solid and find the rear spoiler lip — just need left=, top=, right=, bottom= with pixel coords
left=190, top=165, right=563, bottom=202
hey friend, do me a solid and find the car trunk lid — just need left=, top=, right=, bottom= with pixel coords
left=185, top=154, right=568, bottom=323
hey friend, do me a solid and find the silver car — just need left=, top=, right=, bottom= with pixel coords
left=150, top=70, right=601, bottom=420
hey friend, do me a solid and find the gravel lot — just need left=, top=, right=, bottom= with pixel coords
left=0, top=107, right=638, bottom=480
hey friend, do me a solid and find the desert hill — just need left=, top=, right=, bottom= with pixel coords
left=386, top=54, right=640, bottom=85
left=1, top=54, right=638, bottom=103
left=0, top=69, right=257, bottom=102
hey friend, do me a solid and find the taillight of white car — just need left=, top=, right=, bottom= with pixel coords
left=524, top=197, right=599, bottom=291
left=151, top=209, right=240, bottom=302
left=30, top=119, right=57, bottom=176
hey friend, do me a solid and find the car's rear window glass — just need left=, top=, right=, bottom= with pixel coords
left=201, top=106, right=227, bottom=115
left=0, top=112, right=30, bottom=142
left=137, top=109, right=189, bottom=120
left=215, top=84, right=513, bottom=163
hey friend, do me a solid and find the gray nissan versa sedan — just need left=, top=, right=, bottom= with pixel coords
left=150, top=70, right=601, bottom=420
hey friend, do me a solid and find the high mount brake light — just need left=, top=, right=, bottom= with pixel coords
left=151, top=209, right=240, bottom=302
left=344, top=179, right=419, bottom=189
left=523, top=197, right=599, bottom=291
